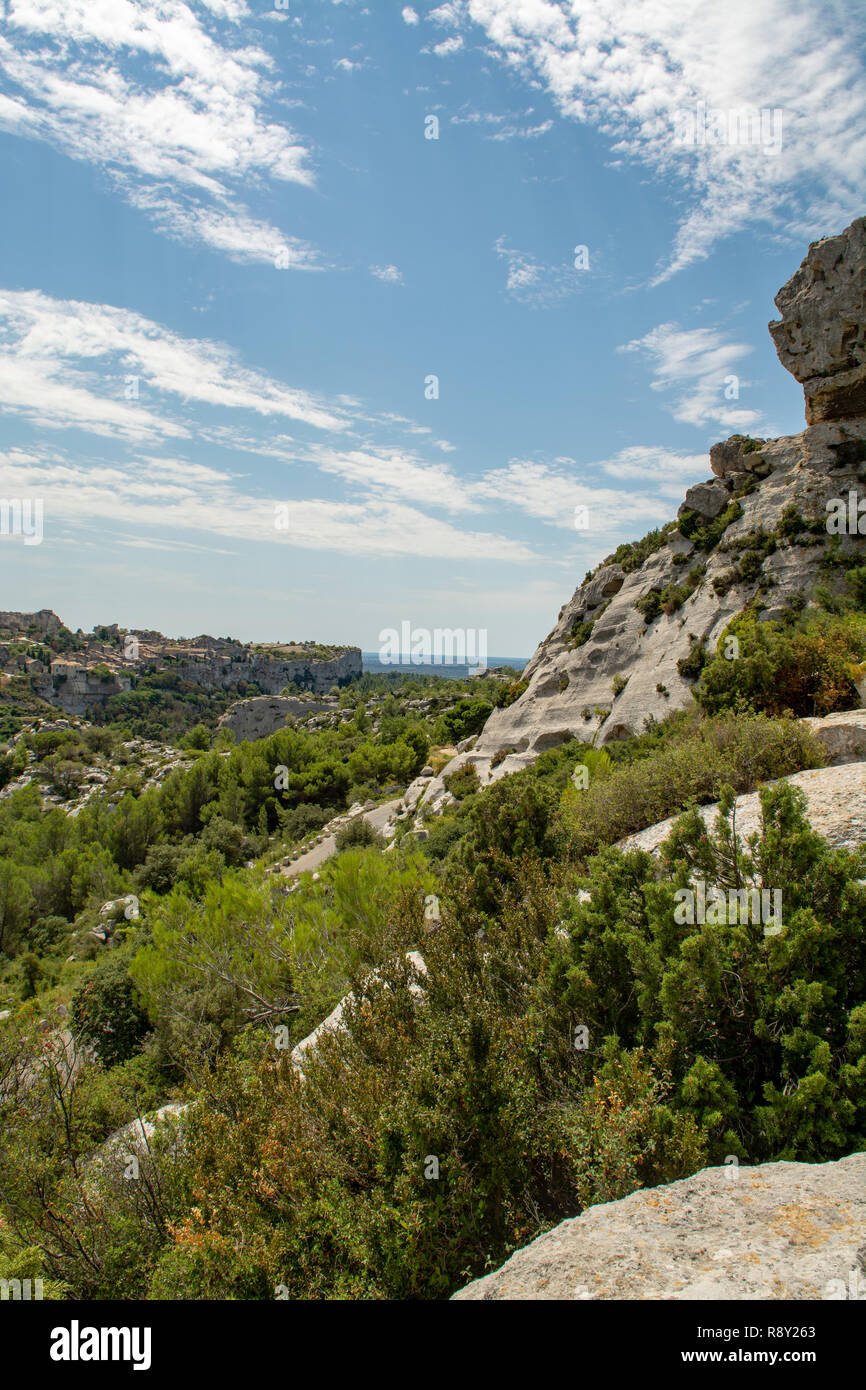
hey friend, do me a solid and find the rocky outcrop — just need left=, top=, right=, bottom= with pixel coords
left=453, top=1153, right=866, bottom=1300
left=217, top=694, right=337, bottom=743
left=619, top=760, right=866, bottom=857
left=770, top=215, right=866, bottom=425
left=168, top=647, right=360, bottom=697
left=803, top=709, right=866, bottom=765
left=429, top=219, right=866, bottom=800
left=0, top=610, right=362, bottom=715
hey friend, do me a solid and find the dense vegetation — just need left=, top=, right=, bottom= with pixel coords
left=0, top=611, right=864, bottom=1300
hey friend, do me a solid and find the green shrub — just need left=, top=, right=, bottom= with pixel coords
left=70, top=955, right=150, bottom=1068
left=335, top=817, right=384, bottom=852
left=442, top=763, right=481, bottom=799
left=697, top=609, right=866, bottom=717
left=559, top=711, right=824, bottom=862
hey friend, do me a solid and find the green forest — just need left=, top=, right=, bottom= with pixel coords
left=1, top=591, right=865, bottom=1300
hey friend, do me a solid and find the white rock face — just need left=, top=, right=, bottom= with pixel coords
left=453, top=1153, right=866, bottom=1301
left=619, top=761, right=866, bottom=857
left=430, top=218, right=866, bottom=801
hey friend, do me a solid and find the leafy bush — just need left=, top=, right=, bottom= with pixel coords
left=334, top=817, right=384, bottom=852
left=552, top=782, right=866, bottom=1163
left=697, top=610, right=866, bottom=717
left=70, top=955, right=150, bottom=1068
left=433, top=699, right=492, bottom=744
left=442, top=762, right=481, bottom=798
left=558, top=712, right=823, bottom=862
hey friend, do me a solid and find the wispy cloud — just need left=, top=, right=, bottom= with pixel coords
left=431, top=0, right=866, bottom=276
left=0, top=288, right=351, bottom=439
left=370, top=264, right=405, bottom=284
left=0, top=0, right=318, bottom=266
left=618, top=322, right=761, bottom=430
left=473, top=455, right=702, bottom=531
left=0, top=447, right=537, bottom=562
left=493, top=235, right=581, bottom=307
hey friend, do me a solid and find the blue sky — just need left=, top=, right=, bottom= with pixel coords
left=0, top=0, right=863, bottom=654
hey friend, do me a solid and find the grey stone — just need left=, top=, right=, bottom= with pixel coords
left=770, top=215, right=866, bottom=424
left=679, top=479, right=731, bottom=519
left=453, top=1153, right=866, bottom=1300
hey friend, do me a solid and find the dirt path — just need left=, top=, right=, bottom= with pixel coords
left=279, top=798, right=403, bottom=878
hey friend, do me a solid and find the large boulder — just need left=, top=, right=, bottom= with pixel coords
left=679, top=478, right=731, bottom=520
left=770, top=215, right=866, bottom=424
left=453, top=1153, right=866, bottom=1300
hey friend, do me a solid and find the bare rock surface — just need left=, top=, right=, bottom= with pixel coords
left=217, top=694, right=336, bottom=743
left=803, top=709, right=866, bottom=764
left=770, top=215, right=866, bottom=424
left=619, top=762, right=866, bottom=856
left=453, top=1153, right=866, bottom=1301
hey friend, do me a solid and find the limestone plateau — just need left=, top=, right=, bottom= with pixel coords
left=430, top=216, right=866, bottom=802
left=0, top=610, right=361, bottom=717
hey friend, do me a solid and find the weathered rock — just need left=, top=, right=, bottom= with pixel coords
left=679, top=479, right=731, bottom=519
left=804, top=710, right=866, bottom=765
left=453, top=1153, right=866, bottom=1300
left=217, top=695, right=335, bottom=743
left=770, top=215, right=866, bottom=424
left=619, top=762, right=866, bottom=857
left=709, top=434, right=768, bottom=478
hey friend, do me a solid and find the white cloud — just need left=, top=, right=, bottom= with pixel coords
left=310, top=444, right=478, bottom=513
left=431, top=36, right=464, bottom=57
left=474, top=457, right=677, bottom=533
left=0, top=0, right=318, bottom=265
left=0, top=288, right=351, bottom=439
left=619, top=322, right=761, bottom=430
left=599, top=445, right=710, bottom=488
left=0, top=448, right=536, bottom=562
left=370, top=264, right=405, bottom=284
left=460, top=0, right=866, bottom=276
left=493, top=235, right=578, bottom=307
left=429, top=3, right=468, bottom=26
left=401, top=7, right=420, bottom=25
left=450, top=106, right=551, bottom=140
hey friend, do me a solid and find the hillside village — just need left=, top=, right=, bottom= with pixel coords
left=0, top=610, right=361, bottom=721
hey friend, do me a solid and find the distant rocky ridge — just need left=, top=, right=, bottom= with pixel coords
left=0, top=610, right=361, bottom=716
left=427, top=217, right=866, bottom=804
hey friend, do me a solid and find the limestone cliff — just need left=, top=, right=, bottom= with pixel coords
left=430, top=217, right=866, bottom=798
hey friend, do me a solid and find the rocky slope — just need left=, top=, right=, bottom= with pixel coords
left=427, top=217, right=866, bottom=801
left=454, top=1153, right=866, bottom=1300
left=0, top=610, right=361, bottom=717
